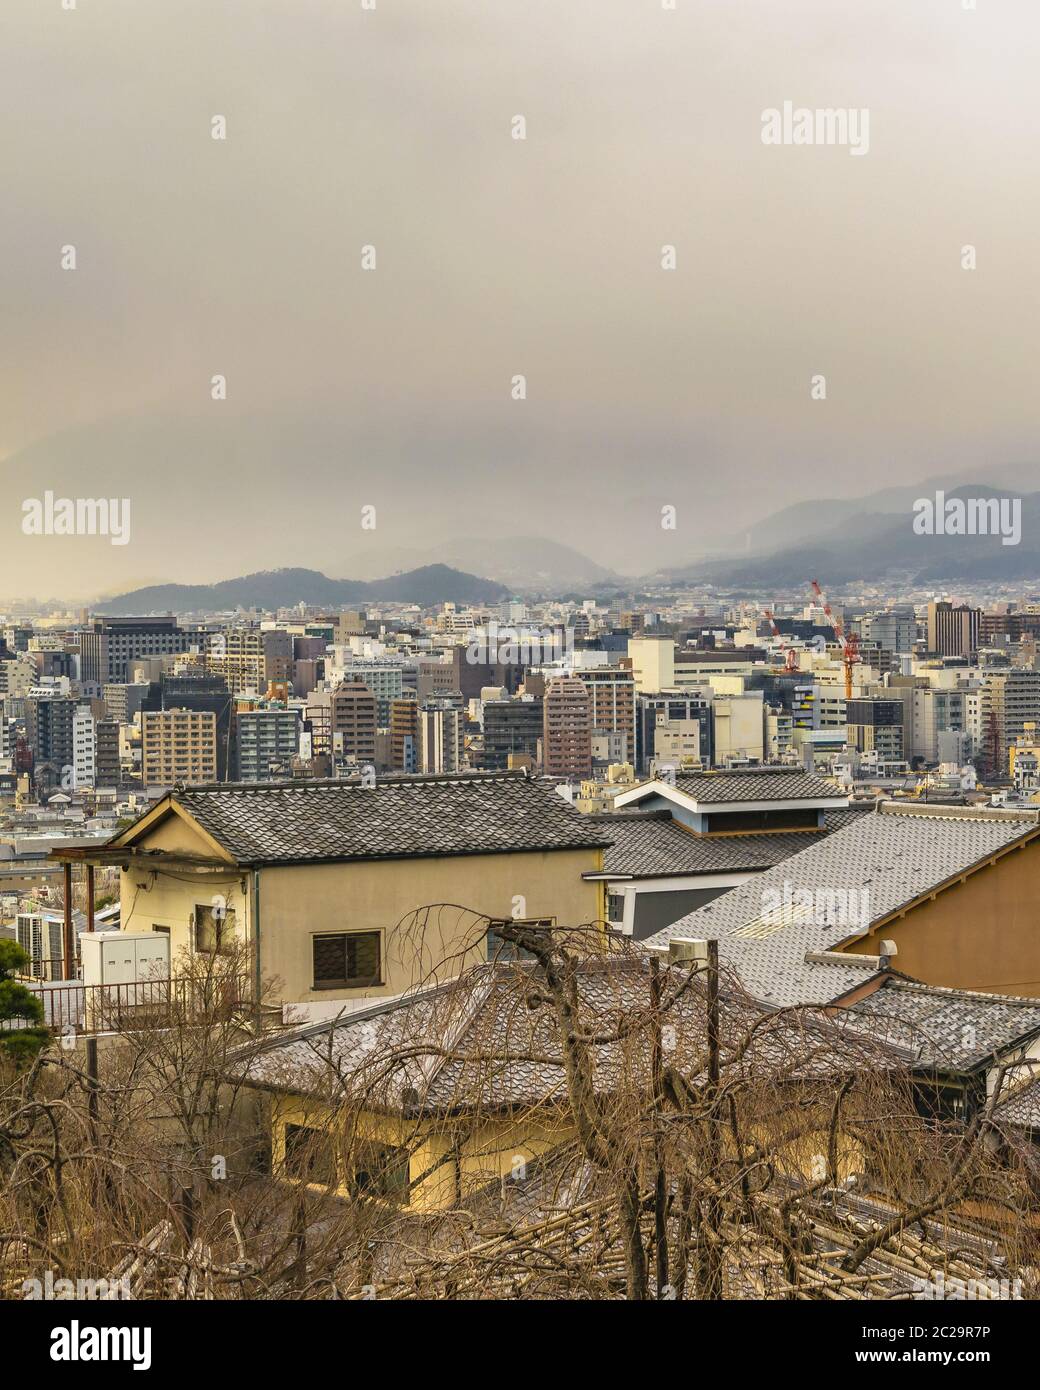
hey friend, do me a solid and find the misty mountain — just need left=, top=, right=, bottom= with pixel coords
left=345, top=536, right=620, bottom=591
left=658, top=486, right=1040, bottom=587
left=95, top=565, right=508, bottom=616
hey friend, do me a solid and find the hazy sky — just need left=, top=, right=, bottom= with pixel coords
left=2, top=0, right=1038, bottom=601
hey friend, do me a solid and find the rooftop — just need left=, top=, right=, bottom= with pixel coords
left=129, top=771, right=613, bottom=866
left=641, top=804, right=1040, bottom=1007
left=843, top=977, right=1040, bottom=1072
left=593, top=807, right=867, bottom=879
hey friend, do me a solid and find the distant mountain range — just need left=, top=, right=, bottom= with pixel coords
left=344, top=536, right=621, bottom=592
left=652, top=471, right=1040, bottom=588
left=95, top=564, right=509, bottom=615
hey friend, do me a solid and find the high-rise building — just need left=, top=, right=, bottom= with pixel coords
left=208, top=628, right=293, bottom=695
left=26, top=694, right=76, bottom=785
left=390, top=695, right=419, bottom=773
left=543, top=676, right=592, bottom=780
left=981, top=668, right=1040, bottom=774
left=95, top=719, right=121, bottom=789
left=482, top=698, right=543, bottom=771
left=927, top=601, right=981, bottom=658
left=72, top=705, right=96, bottom=788
left=234, top=706, right=301, bottom=781
left=330, top=680, right=378, bottom=767
left=81, top=616, right=202, bottom=684
left=141, top=708, right=218, bottom=788
left=158, top=673, right=232, bottom=780
left=418, top=705, right=464, bottom=775
left=845, top=698, right=905, bottom=762
left=575, top=668, right=636, bottom=764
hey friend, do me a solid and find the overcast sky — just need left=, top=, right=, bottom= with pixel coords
left=1, top=0, right=1038, bottom=601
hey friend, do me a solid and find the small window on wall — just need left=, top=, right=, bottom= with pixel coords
left=282, top=1124, right=337, bottom=1186
left=312, top=932, right=381, bottom=989
left=486, top=918, right=555, bottom=961
left=152, top=925, right=171, bottom=936
left=350, top=1140, right=410, bottom=1203
left=194, top=904, right=236, bottom=954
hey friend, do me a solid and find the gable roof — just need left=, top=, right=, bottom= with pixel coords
left=640, top=804, right=1040, bottom=1007
left=842, top=977, right=1040, bottom=1073
left=615, top=767, right=848, bottom=812
left=594, top=807, right=867, bottom=879
left=122, top=771, right=612, bottom=867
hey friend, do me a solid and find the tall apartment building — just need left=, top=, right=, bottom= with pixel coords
left=575, top=668, right=636, bottom=764
left=636, top=693, right=712, bottom=770
left=418, top=706, right=464, bottom=775
left=845, top=698, right=905, bottom=762
left=340, top=662, right=405, bottom=726
left=81, top=617, right=202, bottom=684
left=209, top=628, right=293, bottom=696
left=72, top=705, right=96, bottom=788
left=95, top=719, right=121, bottom=789
left=981, top=668, right=1040, bottom=775
left=927, top=601, right=981, bottom=659
left=26, top=695, right=76, bottom=783
left=141, top=709, right=218, bottom=788
left=158, top=673, right=232, bottom=781
left=482, top=698, right=544, bottom=770
left=235, top=706, right=302, bottom=781
left=330, top=680, right=378, bottom=767
left=389, top=696, right=419, bottom=773
left=543, top=677, right=592, bottom=780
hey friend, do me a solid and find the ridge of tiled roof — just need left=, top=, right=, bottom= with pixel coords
left=670, top=768, right=848, bottom=803
left=152, top=771, right=613, bottom=865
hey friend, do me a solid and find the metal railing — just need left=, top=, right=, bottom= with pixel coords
left=2, top=974, right=252, bottom=1036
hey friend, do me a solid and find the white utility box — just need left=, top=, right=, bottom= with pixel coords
left=81, top=931, right=171, bottom=989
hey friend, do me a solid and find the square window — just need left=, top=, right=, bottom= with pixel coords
left=312, top=932, right=381, bottom=989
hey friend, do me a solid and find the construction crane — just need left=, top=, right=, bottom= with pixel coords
left=810, top=579, right=859, bottom=701
left=762, top=608, right=799, bottom=671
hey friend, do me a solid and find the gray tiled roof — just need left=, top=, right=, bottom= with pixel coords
left=165, top=772, right=611, bottom=865
left=232, top=956, right=887, bottom=1114
left=671, top=769, right=847, bottom=804
left=597, top=807, right=866, bottom=878
left=641, top=806, right=1039, bottom=1008
left=994, top=1074, right=1040, bottom=1130
left=843, top=979, right=1040, bottom=1072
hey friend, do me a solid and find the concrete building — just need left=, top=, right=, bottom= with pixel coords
left=330, top=680, right=378, bottom=768
left=981, top=668, right=1040, bottom=775
left=236, top=706, right=302, bottom=782
left=81, top=616, right=202, bottom=684
left=927, top=601, right=981, bottom=659
left=575, top=668, right=636, bottom=764
left=543, top=676, right=592, bottom=780
left=846, top=698, right=905, bottom=762
left=141, top=708, right=218, bottom=789
left=418, top=706, right=464, bottom=775
left=72, top=705, right=96, bottom=789
left=481, top=697, right=543, bottom=771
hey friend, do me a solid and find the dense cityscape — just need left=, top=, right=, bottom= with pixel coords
left=5, top=0, right=1039, bottom=1358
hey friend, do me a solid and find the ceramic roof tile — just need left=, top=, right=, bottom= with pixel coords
left=155, top=772, right=611, bottom=865
left=640, top=806, right=1039, bottom=1008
